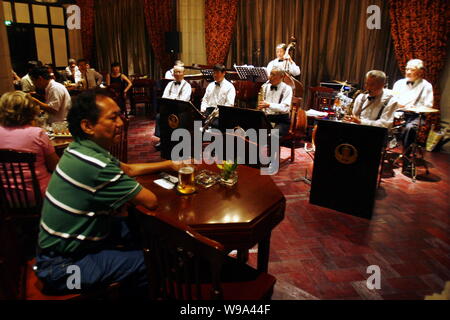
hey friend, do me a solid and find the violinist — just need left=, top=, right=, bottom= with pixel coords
left=266, top=43, right=301, bottom=77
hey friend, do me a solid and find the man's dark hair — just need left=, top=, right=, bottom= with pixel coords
left=111, top=62, right=121, bottom=68
left=67, top=89, right=113, bottom=139
left=29, top=66, right=52, bottom=80
left=26, top=60, right=41, bottom=72
left=77, top=58, right=88, bottom=65
left=213, top=64, right=226, bottom=73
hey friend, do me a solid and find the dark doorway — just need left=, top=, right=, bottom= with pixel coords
left=7, top=24, right=37, bottom=77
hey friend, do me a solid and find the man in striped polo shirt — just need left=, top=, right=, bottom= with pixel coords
left=34, top=89, right=183, bottom=296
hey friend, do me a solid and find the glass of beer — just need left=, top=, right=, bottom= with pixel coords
left=177, top=165, right=196, bottom=195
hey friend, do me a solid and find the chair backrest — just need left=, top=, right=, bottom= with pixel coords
left=136, top=208, right=227, bottom=300
left=0, top=149, right=42, bottom=218
left=108, top=116, right=129, bottom=163
left=130, top=79, right=154, bottom=102
left=289, top=97, right=307, bottom=135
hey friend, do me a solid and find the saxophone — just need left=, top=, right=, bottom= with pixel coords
left=257, top=83, right=267, bottom=111
left=346, top=89, right=365, bottom=116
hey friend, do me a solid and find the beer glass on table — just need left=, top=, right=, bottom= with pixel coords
left=177, top=165, right=196, bottom=195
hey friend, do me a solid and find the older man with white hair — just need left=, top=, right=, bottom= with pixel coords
left=392, top=59, right=434, bottom=173
left=257, top=67, right=293, bottom=138
left=162, top=65, right=192, bottom=101
left=154, top=65, right=192, bottom=148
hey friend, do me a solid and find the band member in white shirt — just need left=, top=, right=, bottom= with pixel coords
left=392, top=59, right=434, bottom=172
left=257, top=67, right=293, bottom=138
left=201, top=64, right=236, bottom=128
left=162, top=66, right=192, bottom=101
left=164, top=60, right=184, bottom=80
left=345, top=70, right=397, bottom=128
left=154, top=65, right=192, bottom=146
left=266, top=43, right=300, bottom=77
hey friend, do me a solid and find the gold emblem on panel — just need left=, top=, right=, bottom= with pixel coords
left=168, top=114, right=180, bottom=129
left=335, top=143, right=358, bottom=165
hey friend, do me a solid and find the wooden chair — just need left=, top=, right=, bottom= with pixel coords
left=136, top=208, right=276, bottom=300
left=129, top=79, right=154, bottom=116
left=108, top=115, right=129, bottom=163
left=0, top=215, right=120, bottom=300
left=0, top=150, right=42, bottom=220
left=0, top=151, right=120, bottom=300
left=280, top=97, right=307, bottom=164
left=107, top=82, right=127, bottom=116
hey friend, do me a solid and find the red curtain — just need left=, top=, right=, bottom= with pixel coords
left=77, top=0, right=95, bottom=63
left=389, top=0, right=449, bottom=137
left=143, top=0, right=175, bottom=73
left=205, top=0, right=239, bottom=65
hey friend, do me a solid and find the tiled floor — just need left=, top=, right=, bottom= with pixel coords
left=127, top=116, right=449, bottom=300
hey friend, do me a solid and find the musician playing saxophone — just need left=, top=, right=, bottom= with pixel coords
left=266, top=43, right=300, bottom=77
left=344, top=70, right=397, bottom=129
left=257, top=67, right=293, bottom=138
left=201, top=64, right=236, bottom=129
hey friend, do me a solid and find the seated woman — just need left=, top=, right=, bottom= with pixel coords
left=106, top=62, right=132, bottom=115
left=0, top=91, right=59, bottom=197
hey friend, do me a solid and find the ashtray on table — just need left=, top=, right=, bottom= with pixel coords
left=195, top=170, right=220, bottom=188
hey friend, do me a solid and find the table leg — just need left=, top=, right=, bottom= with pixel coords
left=257, top=232, right=271, bottom=273
left=237, top=249, right=249, bottom=263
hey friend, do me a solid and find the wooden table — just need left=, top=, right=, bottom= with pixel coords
left=51, top=137, right=73, bottom=156
left=135, top=163, right=286, bottom=272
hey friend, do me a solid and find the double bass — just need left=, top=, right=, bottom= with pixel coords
left=282, top=36, right=307, bottom=139
left=282, top=36, right=304, bottom=98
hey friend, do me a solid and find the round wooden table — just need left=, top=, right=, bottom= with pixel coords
left=135, top=163, right=285, bottom=272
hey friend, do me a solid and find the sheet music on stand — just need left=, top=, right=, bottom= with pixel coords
left=234, top=64, right=268, bottom=82
left=200, top=69, right=214, bottom=82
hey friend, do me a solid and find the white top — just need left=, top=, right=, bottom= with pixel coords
left=162, top=79, right=192, bottom=102
left=392, top=78, right=433, bottom=108
left=45, top=80, right=71, bottom=124
left=200, top=79, right=236, bottom=112
left=260, top=81, right=293, bottom=115
left=21, top=74, right=35, bottom=92
left=352, top=89, right=398, bottom=128
left=65, top=65, right=81, bottom=80
left=266, top=58, right=300, bottom=77
left=164, top=68, right=174, bottom=80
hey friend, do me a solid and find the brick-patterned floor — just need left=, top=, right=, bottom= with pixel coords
left=128, top=116, right=450, bottom=300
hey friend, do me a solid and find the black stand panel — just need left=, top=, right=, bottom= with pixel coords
left=159, top=98, right=204, bottom=160
left=309, top=120, right=387, bottom=219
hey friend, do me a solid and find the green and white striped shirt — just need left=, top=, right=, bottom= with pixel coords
left=38, top=138, right=142, bottom=255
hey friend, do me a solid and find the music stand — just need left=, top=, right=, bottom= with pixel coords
left=218, top=106, right=273, bottom=167
left=234, top=65, right=268, bottom=82
left=309, top=119, right=387, bottom=219
left=158, top=98, right=204, bottom=160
